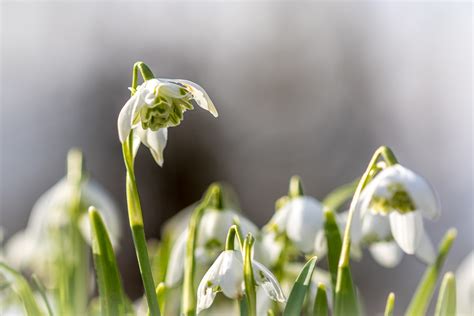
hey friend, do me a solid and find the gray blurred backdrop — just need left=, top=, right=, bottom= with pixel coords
left=1, top=1, right=472, bottom=314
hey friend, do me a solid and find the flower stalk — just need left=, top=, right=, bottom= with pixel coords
left=121, top=63, right=160, bottom=316
left=243, top=234, right=257, bottom=316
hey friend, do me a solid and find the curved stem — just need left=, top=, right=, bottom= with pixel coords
left=243, top=234, right=257, bottom=316
left=225, top=225, right=244, bottom=251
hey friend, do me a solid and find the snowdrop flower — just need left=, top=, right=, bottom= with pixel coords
left=456, top=251, right=474, bottom=315
left=357, top=164, right=439, bottom=262
left=165, top=208, right=258, bottom=286
left=117, top=77, right=218, bottom=166
left=196, top=249, right=286, bottom=314
left=268, top=196, right=325, bottom=255
left=5, top=177, right=120, bottom=273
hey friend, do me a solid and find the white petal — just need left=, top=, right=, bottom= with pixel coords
left=79, top=180, right=122, bottom=248
left=313, top=230, right=327, bottom=257
left=117, top=96, right=136, bottom=143
left=257, top=287, right=274, bottom=316
left=254, top=232, right=283, bottom=267
left=165, top=230, right=187, bottom=286
left=173, top=79, right=218, bottom=117
left=361, top=212, right=391, bottom=240
left=286, top=197, right=324, bottom=253
left=394, top=165, right=441, bottom=220
left=136, top=126, right=168, bottom=167
left=414, top=232, right=436, bottom=264
left=389, top=211, right=424, bottom=254
left=369, top=241, right=403, bottom=268
left=217, top=251, right=244, bottom=299
left=252, top=260, right=286, bottom=302
left=269, top=207, right=290, bottom=233
left=197, top=253, right=222, bottom=314
left=455, top=252, right=474, bottom=315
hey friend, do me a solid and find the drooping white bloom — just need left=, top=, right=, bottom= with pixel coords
left=196, top=250, right=286, bottom=314
left=165, top=208, right=258, bottom=286
left=357, top=164, right=439, bottom=262
left=456, top=251, right=474, bottom=315
left=267, top=196, right=325, bottom=254
left=5, top=178, right=120, bottom=273
left=117, top=78, right=218, bottom=166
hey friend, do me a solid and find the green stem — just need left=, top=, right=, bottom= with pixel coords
left=383, top=292, right=395, bottom=316
left=225, top=225, right=244, bottom=251
left=243, top=234, right=257, bottom=316
left=122, top=134, right=160, bottom=316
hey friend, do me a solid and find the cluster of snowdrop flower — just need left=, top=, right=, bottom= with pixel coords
left=0, top=61, right=471, bottom=316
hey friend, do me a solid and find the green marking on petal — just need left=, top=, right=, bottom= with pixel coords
left=370, top=183, right=416, bottom=214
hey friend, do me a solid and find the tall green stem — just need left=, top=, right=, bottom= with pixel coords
left=335, top=146, right=397, bottom=316
left=122, top=134, right=160, bottom=316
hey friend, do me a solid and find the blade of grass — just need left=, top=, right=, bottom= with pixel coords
left=313, top=283, right=329, bottom=316
left=32, top=275, right=54, bottom=316
left=383, top=292, right=395, bottom=316
left=0, top=263, right=44, bottom=316
left=405, top=229, right=457, bottom=316
left=283, top=256, right=318, bottom=316
left=434, top=272, right=456, bottom=316
left=334, top=262, right=359, bottom=316
left=89, top=206, right=128, bottom=316
left=323, top=209, right=342, bottom=294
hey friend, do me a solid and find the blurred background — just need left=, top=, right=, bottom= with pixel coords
left=1, top=1, right=472, bottom=314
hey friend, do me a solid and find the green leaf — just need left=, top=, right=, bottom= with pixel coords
left=313, top=283, right=329, bottom=316
left=405, top=229, right=457, bottom=316
left=434, top=272, right=456, bottom=316
left=383, top=292, right=395, bottom=316
left=334, top=263, right=359, bottom=316
left=0, top=263, right=44, bottom=316
left=322, top=179, right=359, bottom=212
left=32, top=275, right=54, bottom=316
left=89, top=207, right=128, bottom=316
left=283, top=256, right=318, bottom=316
left=323, top=209, right=342, bottom=293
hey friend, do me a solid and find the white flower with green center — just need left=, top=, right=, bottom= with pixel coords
left=165, top=208, right=258, bottom=286
left=196, top=250, right=286, bottom=314
left=117, top=78, right=218, bottom=166
left=357, top=164, right=439, bottom=259
left=268, top=196, right=325, bottom=254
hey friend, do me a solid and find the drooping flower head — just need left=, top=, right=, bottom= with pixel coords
left=265, top=176, right=325, bottom=256
left=356, top=163, right=439, bottom=263
left=117, top=62, right=218, bottom=166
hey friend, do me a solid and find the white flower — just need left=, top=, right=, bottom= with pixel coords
left=456, top=251, right=474, bottom=315
left=117, top=78, right=218, bottom=166
left=165, top=208, right=258, bottom=286
left=4, top=178, right=120, bottom=273
left=268, top=196, right=325, bottom=254
left=196, top=250, right=286, bottom=314
left=357, top=164, right=439, bottom=261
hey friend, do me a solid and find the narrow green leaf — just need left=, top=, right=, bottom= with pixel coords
left=383, top=292, right=395, bottom=316
left=322, top=179, right=359, bottom=212
left=313, top=283, right=329, bottom=316
left=0, top=263, right=44, bottom=316
left=283, top=256, right=318, bottom=316
left=89, top=206, right=128, bottom=316
left=334, top=263, right=359, bottom=316
left=405, top=229, right=457, bottom=316
left=240, top=298, right=249, bottom=316
left=323, top=209, right=342, bottom=293
left=32, top=275, right=54, bottom=316
left=155, top=282, right=167, bottom=316
left=434, top=272, right=456, bottom=316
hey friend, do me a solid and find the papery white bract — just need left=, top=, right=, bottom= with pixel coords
left=4, top=178, right=120, bottom=273
left=357, top=164, right=439, bottom=262
left=165, top=208, right=258, bottom=287
left=196, top=250, right=286, bottom=314
left=117, top=78, right=218, bottom=166
left=268, top=196, right=325, bottom=254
